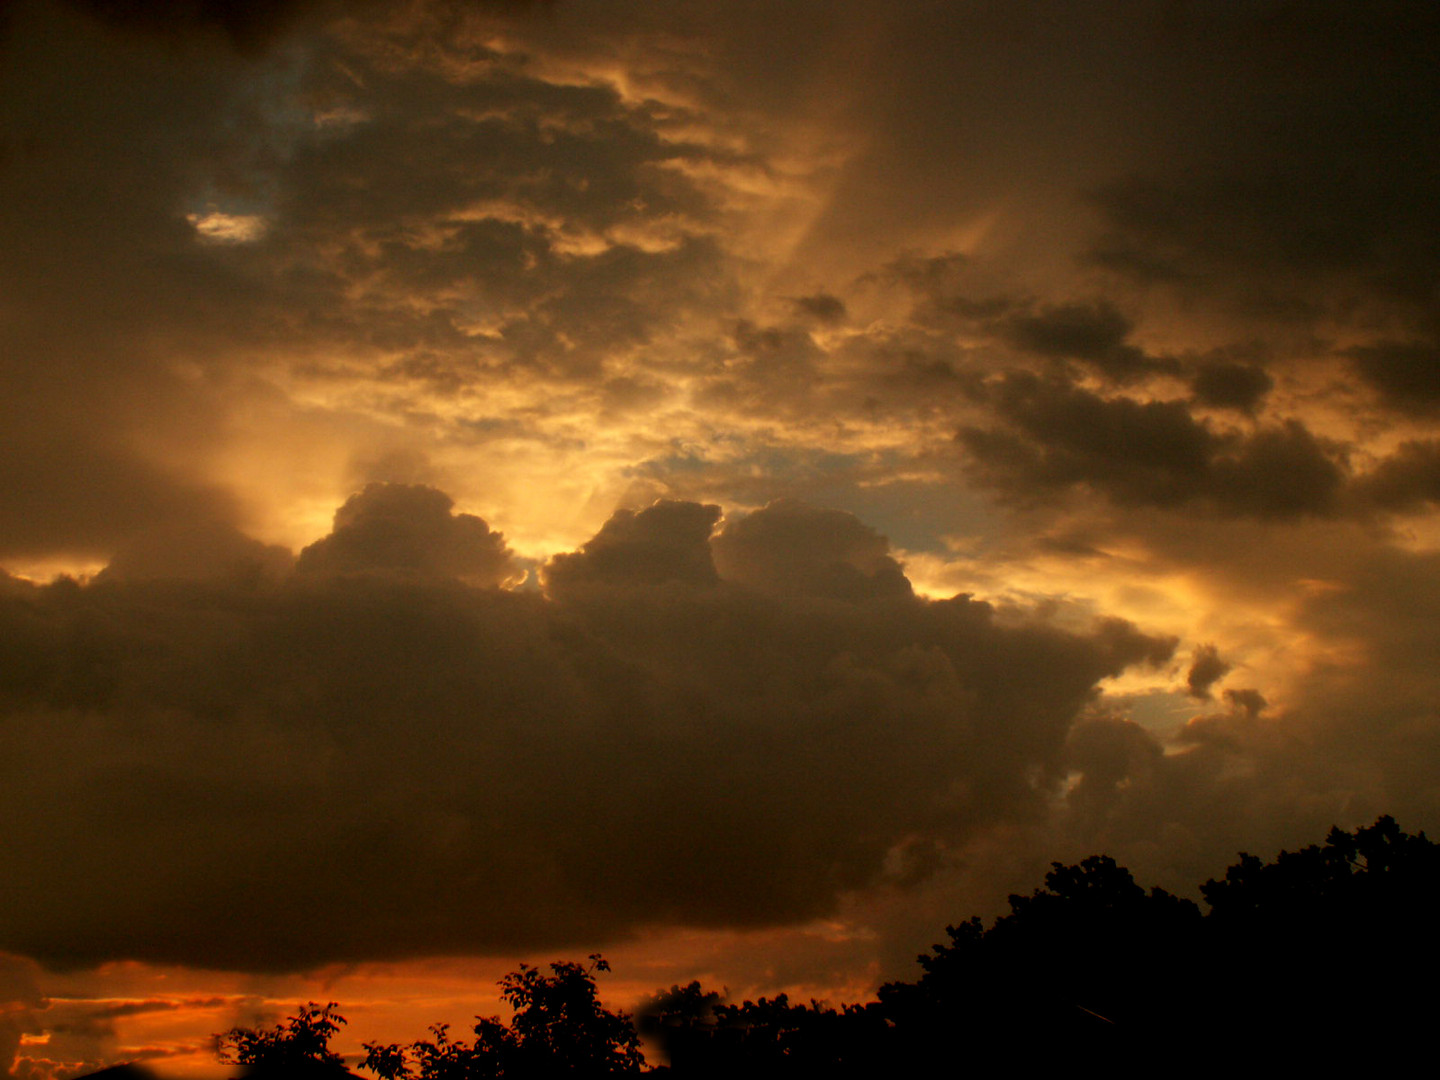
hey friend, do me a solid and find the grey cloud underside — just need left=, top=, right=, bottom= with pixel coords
left=0, top=492, right=1171, bottom=972
left=956, top=373, right=1346, bottom=520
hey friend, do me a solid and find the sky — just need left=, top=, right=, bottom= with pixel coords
left=3, top=0, right=1440, bottom=1074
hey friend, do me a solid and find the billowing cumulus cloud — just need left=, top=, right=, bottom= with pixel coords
left=710, top=498, right=910, bottom=601
left=0, top=491, right=1172, bottom=973
left=297, top=483, right=520, bottom=585
left=544, top=500, right=721, bottom=594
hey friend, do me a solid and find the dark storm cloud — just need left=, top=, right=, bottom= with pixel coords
left=1190, top=360, right=1273, bottom=413
left=790, top=293, right=847, bottom=325
left=1004, top=301, right=1172, bottom=383
left=39, top=0, right=551, bottom=52
left=1345, top=342, right=1440, bottom=416
left=99, top=520, right=294, bottom=584
left=0, top=489, right=1172, bottom=972
left=710, top=498, right=910, bottom=602
left=1356, top=440, right=1440, bottom=513
left=543, top=500, right=721, bottom=594
left=957, top=373, right=1346, bottom=519
left=55, top=0, right=320, bottom=51
left=1082, top=3, right=1440, bottom=338
left=296, top=483, right=519, bottom=585
left=1185, top=644, right=1230, bottom=700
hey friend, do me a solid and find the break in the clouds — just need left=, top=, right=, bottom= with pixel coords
left=7, top=0, right=1440, bottom=1072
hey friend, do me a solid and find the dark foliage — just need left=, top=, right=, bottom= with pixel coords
left=638, top=986, right=889, bottom=1080
left=362, top=955, right=643, bottom=1080
left=216, top=1002, right=353, bottom=1078
left=214, top=817, right=1438, bottom=1080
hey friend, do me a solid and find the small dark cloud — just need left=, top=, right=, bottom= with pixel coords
left=1356, top=439, right=1440, bottom=513
left=1064, top=716, right=1163, bottom=825
left=1346, top=341, right=1440, bottom=415
left=958, top=373, right=1218, bottom=509
left=1007, top=301, right=1131, bottom=359
left=790, top=293, right=847, bottom=325
left=64, top=998, right=227, bottom=1022
left=1208, top=420, right=1346, bottom=520
left=1191, top=361, right=1272, bottom=412
left=599, top=376, right=667, bottom=417
left=1185, top=643, right=1230, bottom=700
left=1222, top=688, right=1266, bottom=718
left=50, top=0, right=555, bottom=53
left=958, top=374, right=1345, bottom=519
left=296, top=483, right=520, bottom=586
left=879, top=251, right=969, bottom=294
left=1005, top=300, right=1171, bottom=382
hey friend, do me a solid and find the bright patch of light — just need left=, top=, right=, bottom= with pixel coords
left=188, top=210, right=268, bottom=244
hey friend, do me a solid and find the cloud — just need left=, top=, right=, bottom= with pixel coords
left=99, top=521, right=294, bottom=584
left=1080, top=3, right=1440, bottom=347
left=0, top=954, right=46, bottom=1077
left=46, top=0, right=553, bottom=54
left=789, top=293, right=847, bottom=325
left=0, top=493, right=1174, bottom=972
left=1356, top=440, right=1440, bottom=513
left=710, top=498, right=911, bottom=602
left=543, top=500, right=721, bottom=595
left=957, top=374, right=1346, bottom=519
left=1003, top=300, right=1170, bottom=383
left=1185, top=644, right=1230, bottom=700
left=1346, top=341, right=1440, bottom=416
left=1190, top=361, right=1272, bottom=413
left=55, top=0, right=323, bottom=52
left=297, top=483, right=520, bottom=586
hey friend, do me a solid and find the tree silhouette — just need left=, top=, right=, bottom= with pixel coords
left=217, top=1002, right=350, bottom=1077
left=638, top=983, right=890, bottom=1079
left=877, top=853, right=1203, bottom=1067
left=362, top=955, right=643, bottom=1080
left=209, top=817, right=1440, bottom=1080
left=1198, top=814, right=1440, bottom=1065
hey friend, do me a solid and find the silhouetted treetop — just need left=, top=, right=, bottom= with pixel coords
left=210, top=817, right=1440, bottom=1080
left=362, top=955, right=642, bottom=1080
left=217, top=1002, right=352, bottom=1078
left=1202, top=813, right=1440, bottom=920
